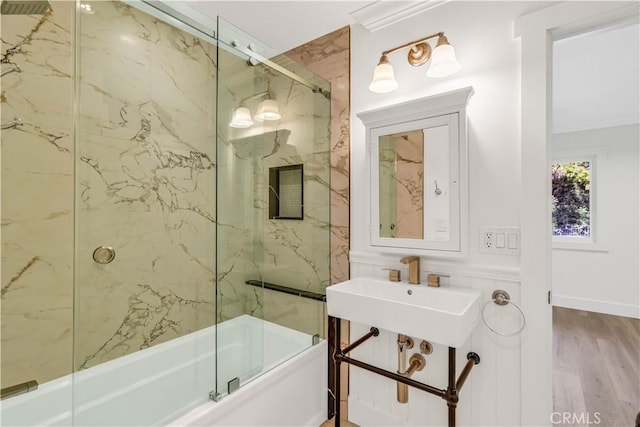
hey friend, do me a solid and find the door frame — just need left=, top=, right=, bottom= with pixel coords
left=515, top=2, right=640, bottom=425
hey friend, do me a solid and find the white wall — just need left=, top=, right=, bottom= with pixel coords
left=351, top=1, right=534, bottom=268
left=349, top=2, right=552, bottom=426
left=552, top=124, right=640, bottom=318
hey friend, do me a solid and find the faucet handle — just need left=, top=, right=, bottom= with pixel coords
left=382, top=268, right=401, bottom=282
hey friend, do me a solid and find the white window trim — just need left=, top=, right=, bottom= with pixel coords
left=551, top=147, right=608, bottom=252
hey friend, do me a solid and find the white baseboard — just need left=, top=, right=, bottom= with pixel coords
left=552, top=294, right=640, bottom=319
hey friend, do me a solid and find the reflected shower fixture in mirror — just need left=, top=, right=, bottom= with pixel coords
left=369, top=32, right=462, bottom=93
left=229, top=91, right=281, bottom=128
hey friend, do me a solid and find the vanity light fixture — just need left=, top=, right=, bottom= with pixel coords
left=369, top=32, right=461, bottom=93
left=229, top=91, right=281, bottom=128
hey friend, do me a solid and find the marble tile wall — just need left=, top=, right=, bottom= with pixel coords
left=255, top=68, right=331, bottom=335
left=2, top=3, right=350, bottom=390
left=215, top=53, right=332, bottom=337
left=285, top=26, right=351, bottom=287
left=74, top=1, right=217, bottom=369
left=214, top=27, right=350, bottom=337
left=1, top=0, right=218, bottom=386
left=1, top=1, right=75, bottom=389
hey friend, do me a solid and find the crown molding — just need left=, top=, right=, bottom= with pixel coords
left=350, top=0, right=450, bottom=32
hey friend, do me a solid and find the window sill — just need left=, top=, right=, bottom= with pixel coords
left=552, top=240, right=608, bottom=253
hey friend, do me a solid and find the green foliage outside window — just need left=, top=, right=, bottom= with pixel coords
left=552, top=161, right=591, bottom=237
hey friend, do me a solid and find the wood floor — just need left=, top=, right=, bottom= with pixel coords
left=553, top=307, right=640, bottom=427
left=320, top=418, right=358, bottom=427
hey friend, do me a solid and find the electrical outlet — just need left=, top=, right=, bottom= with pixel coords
left=484, top=231, right=494, bottom=249
left=480, top=227, right=520, bottom=254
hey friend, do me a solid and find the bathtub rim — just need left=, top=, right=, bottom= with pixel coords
left=169, top=339, right=328, bottom=427
left=1, top=315, right=323, bottom=427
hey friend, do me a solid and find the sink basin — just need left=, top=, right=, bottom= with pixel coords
left=326, top=277, right=482, bottom=348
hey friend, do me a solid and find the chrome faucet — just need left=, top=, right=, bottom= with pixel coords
left=400, top=256, right=420, bottom=284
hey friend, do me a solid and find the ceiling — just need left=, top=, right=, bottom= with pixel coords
left=179, top=0, right=639, bottom=135
left=553, top=22, right=640, bottom=134
left=183, top=1, right=370, bottom=53
left=182, top=1, right=559, bottom=55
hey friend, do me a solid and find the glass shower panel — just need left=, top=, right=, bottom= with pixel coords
left=74, top=1, right=216, bottom=424
left=1, top=0, right=75, bottom=414
left=215, top=17, right=330, bottom=399
left=214, top=17, right=267, bottom=398
left=258, top=60, right=331, bottom=340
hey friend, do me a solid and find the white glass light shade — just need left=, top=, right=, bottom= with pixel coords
left=254, top=99, right=281, bottom=121
left=229, top=107, right=254, bottom=128
left=80, top=3, right=95, bottom=14
left=427, top=43, right=461, bottom=78
left=369, top=60, right=398, bottom=93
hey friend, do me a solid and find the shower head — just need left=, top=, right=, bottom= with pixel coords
left=1, top=0, right=51, bottom=15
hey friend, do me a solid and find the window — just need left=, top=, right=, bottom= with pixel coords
left=551, top=148, right=607, bottom=252
left=552, top=160, right=591, bottom=238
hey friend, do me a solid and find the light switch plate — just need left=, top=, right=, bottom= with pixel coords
left=480, top=227, right=520, bottom=255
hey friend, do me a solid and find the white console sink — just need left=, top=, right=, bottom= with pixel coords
left=326, top=277, right=482, bottom=348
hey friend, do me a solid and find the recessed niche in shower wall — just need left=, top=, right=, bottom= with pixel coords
left=269, top=164, right=304, bottom=220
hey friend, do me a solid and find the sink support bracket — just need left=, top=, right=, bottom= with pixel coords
left=330, top=316, right=480, bottom=427
left=342, top=326, right=379, bottom=354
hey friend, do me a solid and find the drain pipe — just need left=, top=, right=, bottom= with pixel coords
left=397, top=334, right=413, bottom=403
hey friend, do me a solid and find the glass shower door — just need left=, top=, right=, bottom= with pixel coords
left=215, top=16, right=330, bottom=400
left=73, top=2, right=217, bottom=424
left=3, top=0, right=330, bottom=424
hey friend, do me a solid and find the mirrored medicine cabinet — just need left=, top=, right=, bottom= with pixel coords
left=357, top=87, right=473, bottom=254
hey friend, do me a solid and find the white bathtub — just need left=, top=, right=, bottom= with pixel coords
left=0, top=315, right=328, bottom=426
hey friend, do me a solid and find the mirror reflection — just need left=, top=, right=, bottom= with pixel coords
left=359, top=87, right=472, bottom=252
left=378, top=129, right=424, bottom=239
left=378, top=122, right=451, bottom=242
